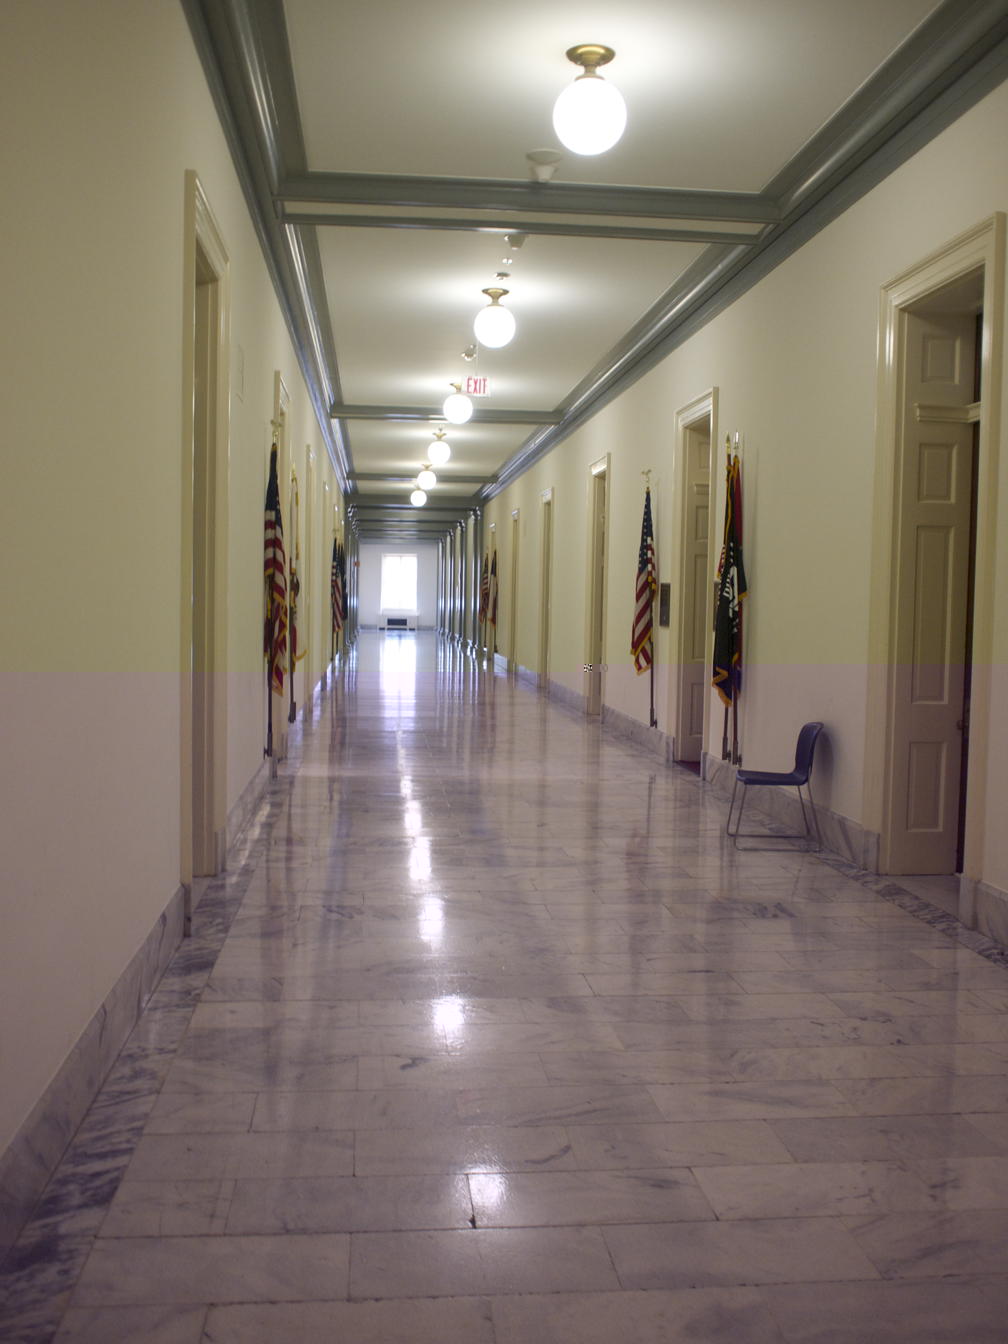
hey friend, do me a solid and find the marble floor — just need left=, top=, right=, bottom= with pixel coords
left=4, top=632, right=1008, bottom=1342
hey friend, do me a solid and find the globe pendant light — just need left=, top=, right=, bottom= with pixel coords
left=410, top=488, right=427, bottom=507
left=552, top=44, right=626, bottom=156
left=473, top=287, right=516, bottom=349
left=416, top=464, right=437, bottom=491
left=442, top=383, right=473, bottom=424
left=427, top=429, right=451, bottom=466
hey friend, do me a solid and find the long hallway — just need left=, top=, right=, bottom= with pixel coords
left=5, top=632, right=1008, bottom=1342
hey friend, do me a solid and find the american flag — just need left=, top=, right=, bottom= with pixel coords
left=331, top=537, right=343, bottom=635
left=489, top=549, right=498, bottom=627
left=631, top=487, right=656, bottom=674
left=264, top=444, right=287, bottom=694
left=478, top=552, right=489, bottom=623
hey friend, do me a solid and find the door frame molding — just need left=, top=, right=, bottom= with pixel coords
left=865, top=213, right=1004, bottom=876
left=584, top=455, right=610, bottom=716
left=538, top=488, right=553, bottom=689
left=181, top=171, right=230, bottom=901
left=669, top=388, right=718, bottom=760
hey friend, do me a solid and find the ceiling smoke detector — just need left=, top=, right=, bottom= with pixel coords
left=526, top=149, right=562, bottom=183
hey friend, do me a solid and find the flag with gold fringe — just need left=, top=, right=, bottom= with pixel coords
left=712, top=441, right=748, bottom=759
left=264, top=443, right=288, bottom=696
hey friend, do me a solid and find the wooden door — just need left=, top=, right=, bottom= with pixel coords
left=888, top=309, right=975, bottom=872
left=675, top=422, right=711, bottom=761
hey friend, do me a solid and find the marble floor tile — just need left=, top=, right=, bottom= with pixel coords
left=468, top=1168, right=715, bottom=1226
left=764, top=1278, right=1008, bottom=1343
left=909, top=1154, right=1008, bottom=1209
left=844, top=1207, right=1008, bottom=1277
left=125, top=1129, right=354, bottom=1180
left=567, top=1119, right=794, bottom=1168
left=100, top=1179, right=235, bottom=1237
left=53, top=1304, right=207, bottom=1343
left=71, top=1233, right=350, bottom=1305
left=143, top=1091, right=257, bottom=1134
left=454, top=1084, right=666, bottom=1127
left=202, top=1297, right=495, bottom=1344
left=6, top=632, right=1008, bottom=1342
left=648, top=1080, right=856, bottom=1122
left=348, top=1226, right=620, bottom=1298
left=490, top=1287, right=788, bottom=1344
left=602, top=1216, right=880, bottom=1289
left=768, top=1113, right=1004, bottom=1161
left=692, top=1159, right=935, bottom=1219
left=354, top=1124, right=577, bottom=1175
left=225, top=1173, right=471, bottom=1233
left=834, top=1075, right=1008, bottom=1116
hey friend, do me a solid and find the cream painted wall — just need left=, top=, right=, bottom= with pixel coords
left=0, top=0, right=343, bottom=1155
left=481, top=79, right=1008, bottom=896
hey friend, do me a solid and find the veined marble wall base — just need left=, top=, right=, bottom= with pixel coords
left=225, top=758, right=269, bottom=856
left=516, top=663, right=537, bottom=689
left=544, top=677, right=586, bottom=716
left=601, top=703, right=671, bottom=763
left=702, top=752, right=881, bottom=871
left=0, top=884, right=185, bottom=1262
left=961, top=877, right=1008, bottom=944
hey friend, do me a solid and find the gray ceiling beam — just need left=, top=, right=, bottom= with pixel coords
left=279, top=173, right=780, bottom=224
left=490, top=0, right=1008, bottom=495
left=181, top=0, right=352, bottom=488
left=282, top=210, right=763, bottom=247
left=351, top=507, right=477, bottom=521
left=350, top=472, right=488, bottom=485
left=332, top=404, right=561, bottom=425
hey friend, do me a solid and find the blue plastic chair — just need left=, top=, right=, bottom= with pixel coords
left=726, top=722, right=824, bottom=850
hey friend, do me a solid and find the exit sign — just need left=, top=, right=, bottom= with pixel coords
left=464, top=375, right=490, bottom=397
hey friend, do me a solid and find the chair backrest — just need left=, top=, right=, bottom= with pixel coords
left=792, top=722, right=824, bottom=783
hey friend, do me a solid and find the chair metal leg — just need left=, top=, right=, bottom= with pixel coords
left=729, top=781, right=822, bottom=851
left=726, top=777, right=746, bottom=842
left=799, top=783, right=822, bottom=852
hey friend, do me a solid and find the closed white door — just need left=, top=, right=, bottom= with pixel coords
left=675, top=421, right=711, bottom=761
left=887, top=307, right=975, bottom=873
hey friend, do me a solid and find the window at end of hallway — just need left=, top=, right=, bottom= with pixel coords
left=381, top=553, right=418, bottom=613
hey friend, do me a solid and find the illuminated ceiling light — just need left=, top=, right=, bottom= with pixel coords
left=552, top=44, right=626, bottom=156
left=410, top=488, right=427, bottom=507
left=442, top=382, right=473, bottom=424
left=427, top=429, right=451, bottom=465
left=416, top=464, right=437, bottom=491
left=473, top=287, right=516, bottom=348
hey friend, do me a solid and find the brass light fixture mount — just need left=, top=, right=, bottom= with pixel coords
left=566, top=43, right=616, bottom=73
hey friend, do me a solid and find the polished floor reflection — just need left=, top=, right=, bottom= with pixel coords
left=4, top=631, right=1008, bottom=1342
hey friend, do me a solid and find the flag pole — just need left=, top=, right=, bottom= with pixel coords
left=731, top=436, right=744, bottom=765
left=718, top=438, right=731, bottom=760
left=645, top=471, right=657, bottom=728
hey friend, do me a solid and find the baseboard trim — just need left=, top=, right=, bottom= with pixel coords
left=226, top=758, right=269, bottom=854
left=0, top=883, right=186, bottom=1262
left=544, top=677, right=586, bottom=715
left=964, top=877, right=1008, bottom=944
left=601, top=703, right=671, bottom=762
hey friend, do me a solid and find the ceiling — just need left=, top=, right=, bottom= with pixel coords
left=183, top=0, right=1008, bottom=541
